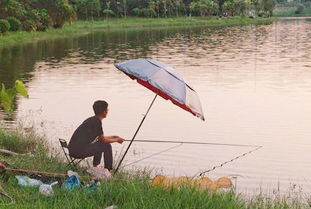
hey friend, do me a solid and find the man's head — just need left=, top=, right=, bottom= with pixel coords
left=93, top=100, right=108, bottom=119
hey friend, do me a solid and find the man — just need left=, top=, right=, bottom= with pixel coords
left=68, top=100, right=124, bottom=171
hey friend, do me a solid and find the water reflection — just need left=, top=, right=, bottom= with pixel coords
left=1, top=18, right=311, bottom=194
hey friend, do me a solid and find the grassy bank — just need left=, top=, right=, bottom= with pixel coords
left=274, top=2, right=311, bottom=17
left=0, top=128, right=309, bottom=208
left=0, top=17, right=275, bottom=49
left=274, top=9, right=311, bottom=17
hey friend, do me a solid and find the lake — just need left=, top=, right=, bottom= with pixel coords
left=1, top=17, right=311, bottom=195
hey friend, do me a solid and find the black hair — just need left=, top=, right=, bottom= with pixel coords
left=93, top=100, right=108, bottom=115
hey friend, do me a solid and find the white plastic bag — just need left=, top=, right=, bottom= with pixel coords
left=67, top=170, right=79, bottom=177
left=15, top=176, right=43, bottom=187
left=105, top=205, right=118, bottom=209
left=39, top=182, right=58, bottom=196
left=86, top=167, right=111, bottom=180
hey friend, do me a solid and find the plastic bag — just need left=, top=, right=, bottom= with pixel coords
left=86, top=167, right=111, bottom=180
left=63, top=175, right=81, bottom=190
left=15, top=176, right=43, bottom=187
left=39, top=182, right=58, bottom=196
left=67, top=170, right=79, bottom=178
left=105, top=205, right=118, bottom=209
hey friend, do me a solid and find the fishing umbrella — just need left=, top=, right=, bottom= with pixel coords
left=114, top=58, right=205, bottom=173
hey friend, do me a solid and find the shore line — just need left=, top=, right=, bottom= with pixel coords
left=0, top=17, right=276, bottom=49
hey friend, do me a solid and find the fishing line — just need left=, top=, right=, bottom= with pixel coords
left=123, top=139, right=262, bottom=176
left=194, top=145, right=263, bottom=177
left=121, top=142, right=183, bottom=168
left=124, top=139, right=260, bottom=148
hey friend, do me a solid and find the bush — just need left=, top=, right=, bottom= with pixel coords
left=132, top=8, right=141, bottom=16
left=0, top=19, right=10, bottom=33
left=24, top=9, right=41, bottom=31
left=23, top=19, right=36, bottom=32
left=102, top=9, right=116, bottom=17
left=257, top=10, right=265, bottom=17
left=132, top=8, right=156, bottom=17
left=295, top=5, right=304, bottom=14
left=37, top=9, right=52, bottom=31
left=142, top=8, right=156, bottom=17
left=74, top=0, right=101, bottom=19
left=53, top=3, right=75, bottom=28
left=7, top=17, right=21, bottom=31
left=32, top=0, right=75, bottom=28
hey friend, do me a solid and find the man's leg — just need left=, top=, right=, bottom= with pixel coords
left=82, top=141, right=113, bottom=170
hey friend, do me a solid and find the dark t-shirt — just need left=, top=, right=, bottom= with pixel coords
left=68, top=116, right=103, bottom=154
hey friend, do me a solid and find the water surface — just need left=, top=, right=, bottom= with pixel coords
left=1, top=18, right=311, bottom=194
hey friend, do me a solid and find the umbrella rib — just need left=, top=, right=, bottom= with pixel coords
left=146, top=59, right=184, bottom=82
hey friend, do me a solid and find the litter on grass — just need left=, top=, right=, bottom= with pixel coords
left=86, top=167, right=111, bottom=180
left=39, top=182, right=58, bottom=196
left=15, top=176, right=43, bottom=187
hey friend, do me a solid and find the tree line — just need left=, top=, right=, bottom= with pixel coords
left=0, top=0, right=74, bottom=33
left=0, top=0, right=275, bottom=34
left=69, top=0, right=275, bottom=18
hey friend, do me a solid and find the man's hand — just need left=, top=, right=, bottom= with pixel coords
left=116, top=137, right=124, bottom=144
left=101, top=135, right=125, bottom=144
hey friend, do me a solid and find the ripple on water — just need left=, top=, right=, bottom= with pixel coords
left=1, top=18, right=311, bottom=194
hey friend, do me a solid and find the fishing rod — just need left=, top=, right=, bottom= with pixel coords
left=122, top=139, right=263, bottom=176
left=194, top=145, right=263, bottom=177
left=124, top=139, right=260, bottom=148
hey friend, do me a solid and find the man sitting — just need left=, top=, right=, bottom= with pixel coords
left=68, top=100, right=124, bottom=170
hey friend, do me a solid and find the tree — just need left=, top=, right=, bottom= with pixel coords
left=222, top=0, right=251, bottom=16
left=32, top=0, right=75, bottom=28
left=75, top=0, right=101, bottom=20
left=262, top=0, right=275, bottom=16
left=190, top=0, right=218, bottom=16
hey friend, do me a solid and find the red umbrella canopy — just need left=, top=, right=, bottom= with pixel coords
left=115, top=58, right=205, bottom=121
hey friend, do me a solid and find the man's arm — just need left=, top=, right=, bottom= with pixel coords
left=98, top=134, right=124, bottom=144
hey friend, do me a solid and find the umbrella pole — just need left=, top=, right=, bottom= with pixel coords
left=114, top=94, right=158, bottom=174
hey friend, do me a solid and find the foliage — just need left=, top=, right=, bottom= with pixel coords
left=33, top=0, right=75, bottom=28
left=0, top=19, right=10, bottom=33
left=0, top=129, right=42, bottom=153
left=132, top=7, right=157, bottom=17
left=22, top=19, right=36, bottom=31
left=74, top=0, right=101, bottom=20
left=3, top=0, right=27, bottom=20
left=0, top=0, right=75, bottom=33
left=0, top=17, right=276, bottom=49
left=37, top=9, right=52, bottom=31
left=38, top=0, right=74, bottom=27
left=295, top=4, right=304, bottom=14
left=0, top=80, right=28, bottom=113
left=262, top=0, right=275, bottom=16
left=7, top=16, right=21, bottom=31
left=102, top=9, right=116, bottom=17
left=0, top=0, right=275, bottom=27
left=132, top=7, right=141, bottom=16
left=223, top=0, right=252, bottom=16
left=274, top=1, right=311, bottom=17
left=190, top=0, right=219, bottom=16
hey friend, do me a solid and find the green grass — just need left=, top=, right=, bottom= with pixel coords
left=0, top=17, right=276, bottom=49
left=273, top=2, right=311, bottom=17
left=0, top=129, right=42, bottom=154
left=0, top=128, right=309, bottom=208
left=273, top=9, right=311, bottom=17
